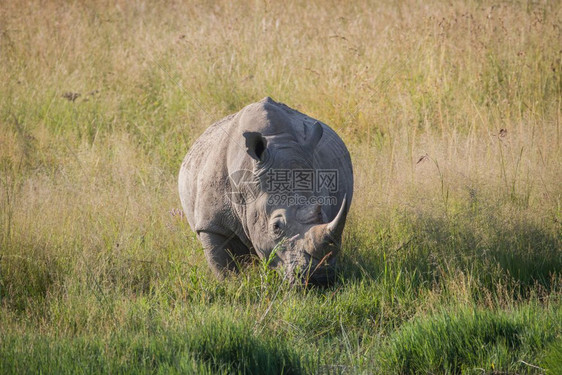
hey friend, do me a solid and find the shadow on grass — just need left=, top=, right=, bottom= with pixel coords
left=0, top=312, right=311, bottom=375
left=337, top=210, right=561, bottom=297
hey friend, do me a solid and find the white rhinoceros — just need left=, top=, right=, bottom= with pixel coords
left=178, top=97, right=353, bottom=285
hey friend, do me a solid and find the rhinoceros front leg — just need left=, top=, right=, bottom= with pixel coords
left=197, top=231, right=251, bottom=277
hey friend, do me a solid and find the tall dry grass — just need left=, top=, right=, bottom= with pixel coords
left=0, top=0, right=561, bottom=373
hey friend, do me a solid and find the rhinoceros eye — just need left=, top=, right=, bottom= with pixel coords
left=270, top=219, right=285, bottom=237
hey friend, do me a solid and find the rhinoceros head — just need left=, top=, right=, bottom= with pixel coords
left=230, top=100, right=348, bottom=285
left=256, top=194, right=348, bottom=286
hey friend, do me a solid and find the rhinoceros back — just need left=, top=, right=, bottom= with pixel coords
left=178, top=113, right=239, bottom=235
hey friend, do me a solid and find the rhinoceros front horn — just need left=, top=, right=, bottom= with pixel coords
left=326, top=195, right=348, bottom=239
left=306, top=196, right=348, bottom=260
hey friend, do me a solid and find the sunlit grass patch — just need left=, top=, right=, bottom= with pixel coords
left=380, top=304, right=562, bottom=374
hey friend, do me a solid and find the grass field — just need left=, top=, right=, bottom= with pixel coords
left=1, top=0, right=561, bottom=373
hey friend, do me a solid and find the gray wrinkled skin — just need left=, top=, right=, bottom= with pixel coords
left=178, top=97, right=353, bottom=285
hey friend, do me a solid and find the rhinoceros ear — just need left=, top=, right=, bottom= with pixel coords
left=243, top=132, right=268, bottom=162
left=304, top=121, right=323, bottom=149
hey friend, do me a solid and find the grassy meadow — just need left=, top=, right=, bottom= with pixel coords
left=1, top=0, right=561, bottom=373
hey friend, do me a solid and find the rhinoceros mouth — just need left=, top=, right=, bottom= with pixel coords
left=297, top=264, right=337, bottom=287
left=305, top=269, right=337, bottom=286
left=286, top=252, right=337, bottom=287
